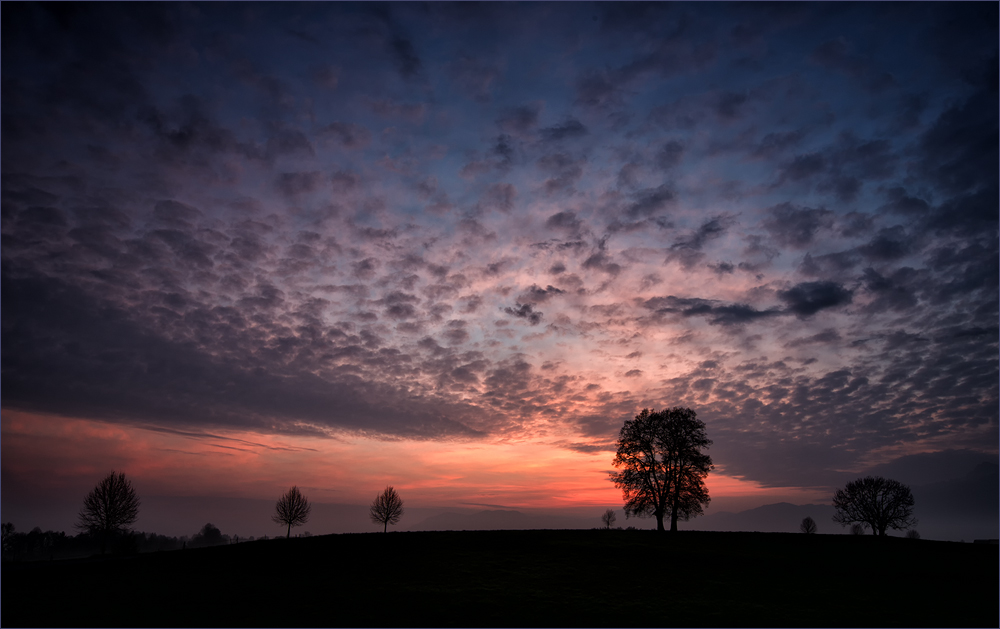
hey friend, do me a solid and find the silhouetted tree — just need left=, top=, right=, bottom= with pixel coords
left=191, top=523, right=226, bottom=547
left=601, top=509, right=617, bottom=529
left=906, top=529, right=920, bottom=540
left=369, top=486, right=404, bottom=532
left=77, top=471, right=140, bottom=554
left=800, top=516, right=817, bottom=534
left=850, top=523, right=866, bottom=536
left=273, top=486, right=311, bottom=538
left=1, top=522, right=14, bottom=558
left=609, top=407, right=713, bottom=532
left=832, top=476, right=916, bottom=537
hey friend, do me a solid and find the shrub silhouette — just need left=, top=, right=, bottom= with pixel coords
left=800, top=516, right=817, bottom=534
left=191, top=523, right=227, bottom=547
left=850, top=523, right=866, bottom=536
left=906, top=529, right=920, bottom=540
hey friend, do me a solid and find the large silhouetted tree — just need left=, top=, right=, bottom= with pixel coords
left=832, top=476, right=916, bottom=537
left=369, top=486, right=404, bottom=532
left=77, top=471, right=140, bottom=554
left=273, top=486, right=311, bottom=538
left=610, top=407, right=713, bottom=532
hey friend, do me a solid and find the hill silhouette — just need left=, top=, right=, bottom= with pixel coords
left=407, top=509, right=595, bottom=531
left=3, top=530, right=995, bottom=627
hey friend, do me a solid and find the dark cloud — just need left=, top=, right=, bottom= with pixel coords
left=276, top=171, right=324, bottom=198
left=502, top=303, right=542, bottom=325
left=318, top=122, right=371, bottom=149
left=878, top=187, right=930, bottom=216
left=390, top=36, right=422, bottom=79
left=655, top=140, right=684, bottom=170
left=536, top=153, right=584, bottom=195
left=2, top=2, right=996, bottom=525
left=0, top=269, right=487, bottom=439
left=762, top=203, right=833, bottom=248
left=777, top=281, right=853, bottom=317
left=516, top=284, right=565, bottom=305
left=858, top=226, right=911, bottom=261
left=539, top=118, right=588, bottom=142
left=449, top=53, right=500, bottom=102
left=643, top=296, right=781, bottom=327
left=752, top=130, right=806, bottom=159
left=716, top=91, right=749, bottom=120
left=545, top=211, right=583, bottom=235
left=496, top=103, right=541, bottom=136
left=860, top=267, right=919, bottom=313
left=582, top=250, right=622, bottom=276
left=810, top=36, right=896, bottom=92
left=625, top=184, right=675, bottom=219
left=777, top=152, right=825, bottom=183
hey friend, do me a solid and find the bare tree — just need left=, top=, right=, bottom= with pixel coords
left=77, top=471, right=140, bottom=554
left=609, top=407, right=713, bottom=532
left=850, top=523, right=866, bottom=536
left=369, top=486, right=404, bottom=533
left=832, top=476, right=917, bottom=537
left=906, top=529, right=920, bottom=540
left=800, top=516, right=817, bottom=534
left=2, top=522, right=15, bottom=558
left=273, top=486, right=311, bottom=538
left=601, top=509, right=617, bottom=529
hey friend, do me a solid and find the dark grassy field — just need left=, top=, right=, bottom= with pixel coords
left=2, top=529, right=996, bottom=627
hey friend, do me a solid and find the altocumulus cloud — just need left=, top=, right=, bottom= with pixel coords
left=1, top=1, right=996, bottom=492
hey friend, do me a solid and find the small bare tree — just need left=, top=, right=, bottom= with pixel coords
left=77, top=471, right=140, bottom=554
left=369, top=486, right=404, bottom=533
left=2, top=522, right=15, bottom=558
left=800, top=516, right=817, bottom=534
left=850, top=523, right=866, bottom=536
left=273, top=486, right=311, bottom=538
left=906, top=529, right=920, bottom=540
left=601, top=509, right=617, bottom=529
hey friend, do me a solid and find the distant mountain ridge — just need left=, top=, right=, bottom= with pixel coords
left=685, top=502, right=838, bottom=534
left=407, top=503, right=842, bottom=534
left=407, top=509, right=594, bottom=531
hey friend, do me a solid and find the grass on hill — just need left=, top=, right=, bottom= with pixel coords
left=2, top=529, right=996, bottom=627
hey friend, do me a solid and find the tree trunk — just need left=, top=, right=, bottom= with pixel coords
left=655, top=512, right=664, bottom=531
left=384, top=521, right=387, bottom=533
left=670, top=510, right=679, bottom=532
left=286, top=523, right=291, bottom=539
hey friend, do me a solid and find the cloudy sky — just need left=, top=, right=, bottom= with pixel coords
left=2, top=2, right=997, bottom=537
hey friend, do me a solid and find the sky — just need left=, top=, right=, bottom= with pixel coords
left=2, top=2, right=997, bottom=540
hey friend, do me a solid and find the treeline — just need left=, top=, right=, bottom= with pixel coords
left=0, top=522, right=275, bottom=562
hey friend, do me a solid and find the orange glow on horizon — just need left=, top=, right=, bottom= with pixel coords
left=1, top=411, right=826, bottom=513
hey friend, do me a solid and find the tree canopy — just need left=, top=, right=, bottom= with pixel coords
left=832, top=476, right=916, bottom=536
left=609, top=407, right=713, bottom=531
left=272, top=486, right=311, bottom=538
left=369, top=486, right=404, bottom=533
left=77, top=471, right=140, bottom=553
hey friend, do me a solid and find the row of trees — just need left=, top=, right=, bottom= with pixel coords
left=50, top=472, right=408, bottom=559
left=608, top=407, right=919, bottom=537
left=30, top=409, right=920, bottom=553
left=271, top=484, right=405, bottom=536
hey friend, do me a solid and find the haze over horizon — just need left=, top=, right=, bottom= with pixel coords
left=2, top=2, right=997, bottom=542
